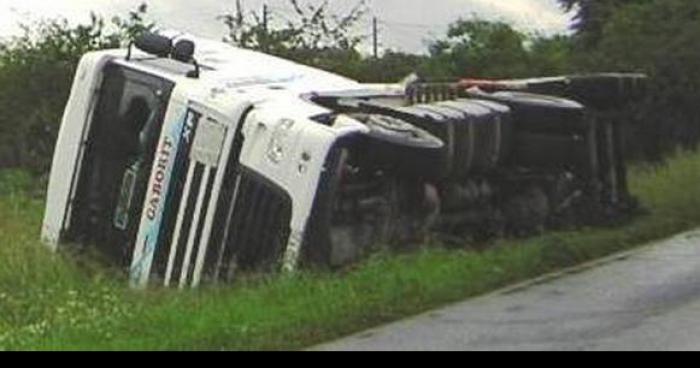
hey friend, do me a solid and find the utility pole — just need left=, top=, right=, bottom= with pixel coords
left=262, top=4, right=269, bottom=31
left=262, top=4, right=269, bottom=52
left=373, top=17, right=379, bottom=59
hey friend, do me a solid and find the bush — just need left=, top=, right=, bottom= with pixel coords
left=0, top=5, right=153, bottom=174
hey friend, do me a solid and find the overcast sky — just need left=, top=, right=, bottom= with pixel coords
left=0, top=0, right=573, bottom=54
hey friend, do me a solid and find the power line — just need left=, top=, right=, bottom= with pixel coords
left=240, top=3, right=444, bottom=55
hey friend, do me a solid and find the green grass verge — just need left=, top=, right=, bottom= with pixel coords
left=1, top=151, right=700, bottom=350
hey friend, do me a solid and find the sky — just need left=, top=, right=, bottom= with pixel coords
left=0, top=0, right=574, bottom=54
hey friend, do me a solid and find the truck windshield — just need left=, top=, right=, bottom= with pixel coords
left=68, top=63, right=174, bottom=266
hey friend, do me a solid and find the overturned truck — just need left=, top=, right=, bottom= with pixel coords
left=42, top=33, right=647, bottom=288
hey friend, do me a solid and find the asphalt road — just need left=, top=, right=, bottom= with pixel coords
left=314, top=230, right=700, bottom=351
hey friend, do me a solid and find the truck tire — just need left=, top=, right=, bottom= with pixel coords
left=362, top=114, right=448, bottom=180
left=437, top=99, right=510, bottom=173
left=352, top=101, right=454, bottom=179
left=394, top=106, right=456, bottom=177
left=469, top=99, right=514, bottom=167
left=468, top=89, right=588, bottom=135
left=411, top=104, right=469, bottom=178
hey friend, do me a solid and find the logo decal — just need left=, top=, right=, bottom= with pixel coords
left=146, top=137, right=174, bottom=220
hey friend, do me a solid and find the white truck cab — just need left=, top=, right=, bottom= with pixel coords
left=42, top=34, right=411, bottom=288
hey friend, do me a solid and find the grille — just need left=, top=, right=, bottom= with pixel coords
left=159, top=162, right=217, bottom=287
left=154, top=110, right=227, bottom=288
left=154, top=109, right=293, bottom=287
left=213, top=169, right=293, bottom=283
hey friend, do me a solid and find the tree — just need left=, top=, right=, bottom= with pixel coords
left=527, top=35, right=575, bottom=76
left=424, top=19, right=573, bottom=79
left=558, top=0, right=649, bottom=47
left=354, top=51, right=430, bottom=83
left=428, top=20, right=530, bottom=78
left=588, top=0, right=700, bottom=158
left=219, top=0, right=367, bottom=61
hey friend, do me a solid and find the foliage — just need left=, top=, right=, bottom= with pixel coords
left=0, top=0, right=696, bottom=170
left=564, top=0, right=700, bottom=160
left=557, top=0, right=647, bottom=47
left=0, top=3, right=153, bottom=173
left=220, top=0, right=367, bottom=61
left=219, top=3, right=573, bottom=82
left=423, top=19, right=575, bottom=79
left=428, top=19, right=531, bottom=78
left=527, top=35, right=575, bottom=77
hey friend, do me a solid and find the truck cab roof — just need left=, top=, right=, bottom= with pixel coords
left=109, top=36, right=364, bottom=95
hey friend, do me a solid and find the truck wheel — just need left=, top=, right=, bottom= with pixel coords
left=468, top=89, right=588, bottom=134
left=361, top=114, right=448, bottom=180
left=438, top=99, right=513, bottom=173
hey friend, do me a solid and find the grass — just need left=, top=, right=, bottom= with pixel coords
left=1, top=151, right=700, bottom=350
